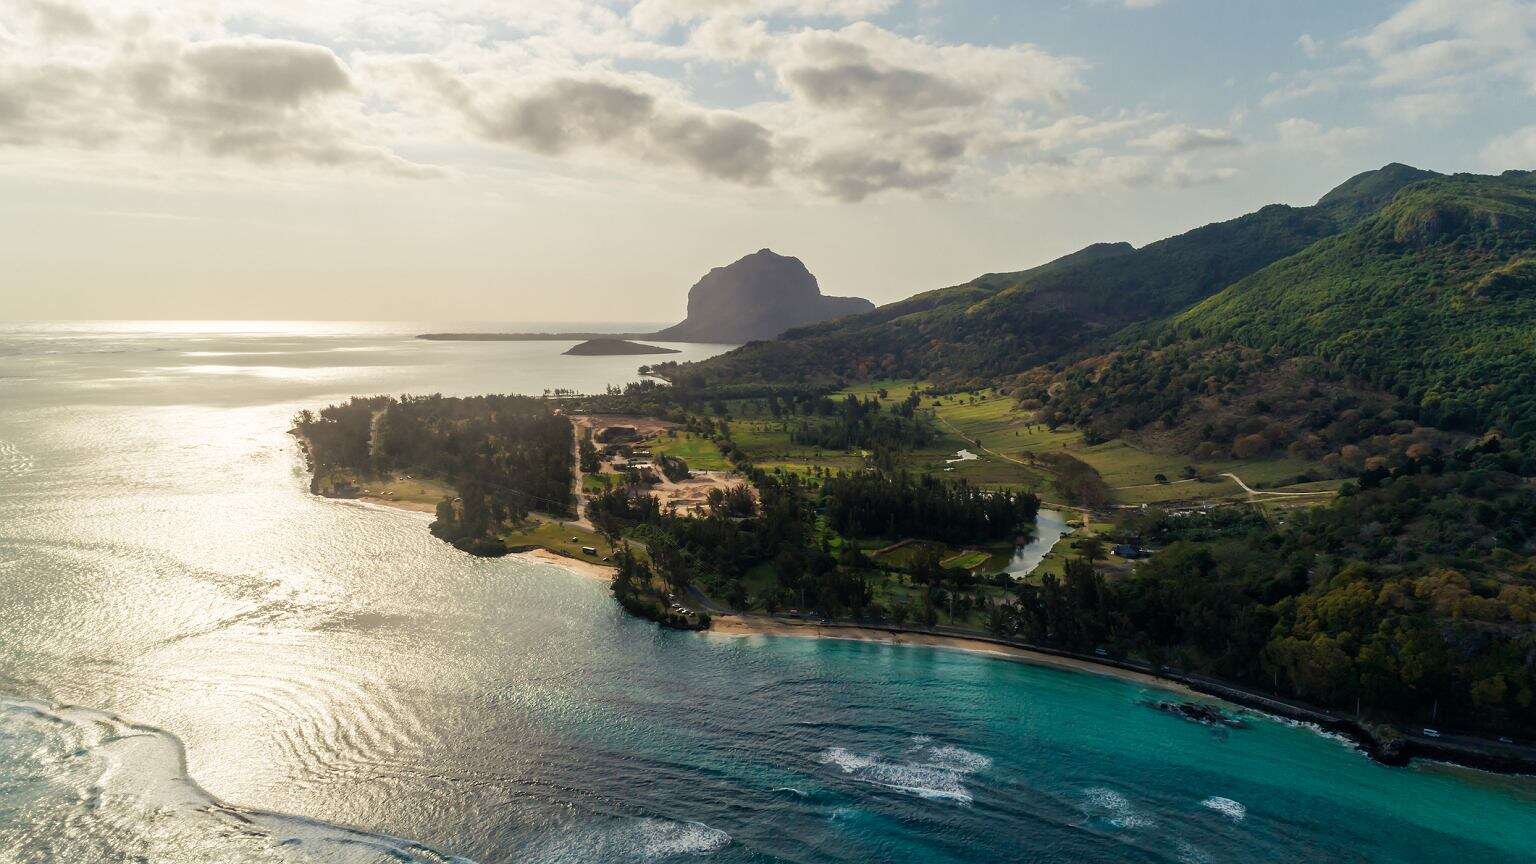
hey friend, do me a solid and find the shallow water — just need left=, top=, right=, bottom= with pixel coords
left=0, top=322, right=1532, bottom=864
left=1007, top=508, right=1072, bottom=577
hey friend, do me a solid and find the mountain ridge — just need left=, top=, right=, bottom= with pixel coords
left=663, top=163, right=1442, bottom=389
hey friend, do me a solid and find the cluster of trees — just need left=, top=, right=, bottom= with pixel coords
left=294, top=394, right=573, bottom=554
left=609, top=545, right=710, bottom=631
left=1035, top=452, right=1112, bottom=508
left=785, top=394, right=934, bottom=451
left=586, top=473, right=866, bottom=616
left=990, top=445, right=1536, bottom=736
left=822, top=471, right=1038, bottom=545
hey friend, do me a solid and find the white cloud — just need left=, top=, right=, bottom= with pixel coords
left=628, top=0, right=894, bottom=32
left=1273, top=117, right=1372, bottom=157
left=0, top=0, right=1247, bottom=202
left=1130, top=123, right=1241, bottom=153
left=0, top=2, right=435, bottom=176
left=1296, top=33, right=1322, bottom=57
left=1482, top=124, right=1536, bottom=169
left=1380, top=90, right=1465, bottom=125
left=1346, top=0, right=1536, bottom=93
left=423, top=68, right=777, bottom=184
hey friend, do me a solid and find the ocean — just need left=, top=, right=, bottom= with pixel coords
left=0, top=321, right=1531, bottom=863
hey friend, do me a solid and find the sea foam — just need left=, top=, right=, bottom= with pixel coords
left=1201, top=796, right=1247, bottom=821
left=818, top=737, right=991, bottom=804
left=1079, top=787, right=1154, bottom=829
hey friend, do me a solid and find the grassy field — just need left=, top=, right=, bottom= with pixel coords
left=835, top=379, right=926, bottom=407
left=728, top=419, right=870, bottom=476
left=645, top=431, right=732, bottom=471
left=926, top=389, right=1334, bottom=507
left=500, top=518, right=621, bottom=563
left=317, top=471, right=456, bottom=508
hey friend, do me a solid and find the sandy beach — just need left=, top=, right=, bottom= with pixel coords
left=358, top=495, right=437, bottom=513
left=514, top=547, right=615, bottom=581
left=709, top=615, right=1197, bottom=696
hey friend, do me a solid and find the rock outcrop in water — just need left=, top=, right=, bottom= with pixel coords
left=1141, top=699, right=1248, bottom=729
left=562, top=339, right=680, bottom=356
left=651, top=249, right=874, bottom=343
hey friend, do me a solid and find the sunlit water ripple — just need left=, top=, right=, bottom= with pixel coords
left=0, top=322, right=1532, bottom=863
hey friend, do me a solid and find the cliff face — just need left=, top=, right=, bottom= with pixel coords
left=653, top=249, right=874, bottom=343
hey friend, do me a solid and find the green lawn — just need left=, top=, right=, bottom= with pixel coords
left=500, top=518, right=620, bottom=563
left=646, top=430, right=732, bottom=471
left=834, top=379, right=926, bottom=407
left=927, top=390, right=1331, bottom=506
left=728, top=420, right=870, bottom=476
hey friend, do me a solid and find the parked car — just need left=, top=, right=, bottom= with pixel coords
left=1422, top=728, right=1441, bottom=738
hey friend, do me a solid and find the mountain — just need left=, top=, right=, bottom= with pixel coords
left=670, top=164, right=1439, bottom=389
left=651, top=249, right=874, bottom=343
left=1040, top=168, right=1536, bottom=466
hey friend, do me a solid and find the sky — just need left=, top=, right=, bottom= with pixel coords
left=2, top=0, right=1535, bottom=323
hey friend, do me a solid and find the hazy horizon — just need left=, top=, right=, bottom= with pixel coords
left=3, top=0, right=1535, bottom=322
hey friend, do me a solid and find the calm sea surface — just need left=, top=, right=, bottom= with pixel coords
left=0, top=321, right=1531, bottom=863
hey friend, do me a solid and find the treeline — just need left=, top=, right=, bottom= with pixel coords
left=786, top=394, right=934, bottom=451
left=991, top=442, right=1536, bottom=736
left=294, top=394, right=573, bottom=554
left=822, top=471, right=1038, bottom=545
left=587, top=473, right=872, bottom=617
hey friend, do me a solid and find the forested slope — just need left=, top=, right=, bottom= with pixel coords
left=665, top=163, right=1437, bottom=390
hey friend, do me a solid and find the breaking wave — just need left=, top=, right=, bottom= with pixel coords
left=1201, top=796, right=1247, bottom=821
left=1079, top=787, right=1154, bottom=830
left=818, top=736, right=991, bottom=804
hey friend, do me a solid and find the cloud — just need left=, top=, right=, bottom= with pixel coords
left=1261, top=68, right=1346, bottom=107
left=784, top=62, right=979, bottom=113
left=1346, top=0, right=1536, bottom=93
left=0, top=0, right=1247, bottom=202
left=181, top=39, right=351, bottom=105
left=1381, top=90, right=1465, bottom=125
left=1296, top=33, right=1321, bottom=57
left=1273, top=117, right=1372, bottom=156
left=805, top=149, right=952, bottom=201
left=1001, top=149, right=1232, bottom=198
left=26, top=0, right=97, bottom=37
left=0, top=7, right=433, bottom=177
left=629, top=0, right=894, bottom=32
left=1130, top=123, right=1241, bottom=153
left=405, top=16, right=1102, bottom=201
left=428, top=70, right=777, bottom=184
left=1482, top=124, right=1536, bottom=169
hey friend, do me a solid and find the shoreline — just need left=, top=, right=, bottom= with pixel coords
left=309, top=458, right=1536, bottom=777
left=708, top=615, right=1197, bottom=697
left=512, top=547, right=615, bottom=581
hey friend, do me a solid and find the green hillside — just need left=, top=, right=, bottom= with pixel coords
left=663, top=163, right=1437, bottom=391
left=1042, top=169, right=1536, bottom=467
